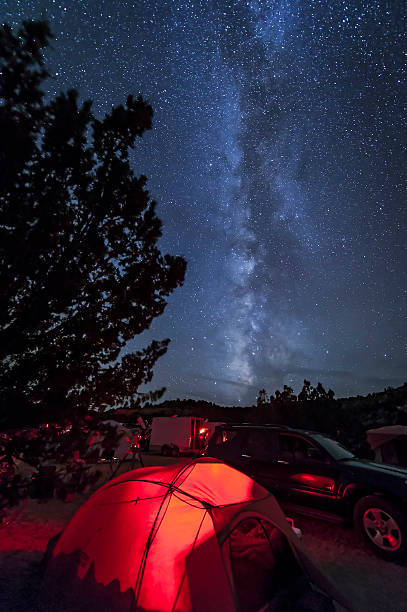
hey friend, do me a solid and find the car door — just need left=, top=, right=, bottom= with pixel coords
left=269, top=433, right=341, bottom=511
left=236, top=428, right=280, bottom=491
left=206, top=427, right=244, bottom=465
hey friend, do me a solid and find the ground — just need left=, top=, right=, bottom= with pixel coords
left=291, top=514, right=407, bottom=612
left=0, top=454, right=406, bottom=612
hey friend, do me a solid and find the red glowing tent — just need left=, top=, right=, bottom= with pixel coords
left=38, top=457, right=350, bottom=611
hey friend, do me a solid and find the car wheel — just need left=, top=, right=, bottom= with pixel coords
left=171, top=446, right=179, bottom=457
left=161, top=445, right=169, bottom=456
left=354, top=495, right=407, bottom=561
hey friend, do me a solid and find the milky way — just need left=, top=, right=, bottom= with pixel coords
left=2, top=1, right=406, bottom=404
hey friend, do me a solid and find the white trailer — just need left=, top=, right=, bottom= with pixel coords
left=149, top=416, right=224, bottom=456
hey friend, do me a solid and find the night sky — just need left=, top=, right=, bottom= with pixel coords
left=2, top=1, right=406, bottom=405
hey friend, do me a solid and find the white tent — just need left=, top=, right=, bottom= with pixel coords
left=87, top=420, right=134, bottom=461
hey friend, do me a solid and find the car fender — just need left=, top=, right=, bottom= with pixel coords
left=339, top=483, right=375, bottom=519
left=341, top=482, right=407, bottom=521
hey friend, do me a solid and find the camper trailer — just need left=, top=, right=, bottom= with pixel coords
left=149, top=416, right=223, bottom=456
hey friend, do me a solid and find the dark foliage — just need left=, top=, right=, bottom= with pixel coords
left=256, top=388, right=267, bottom=407
left=0, top=21, right=186, bottom=427
left=297, top=380, right=335, bottom=402
left=0, top=414, right=129, bottom=515
left=256, top=381, right=334, bottom=407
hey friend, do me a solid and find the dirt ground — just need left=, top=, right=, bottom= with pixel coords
left=289, top=513, right=407, bottom=612
left=0, top=454, right=406, bottom=612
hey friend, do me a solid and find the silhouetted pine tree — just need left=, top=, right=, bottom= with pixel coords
left=298, top=380, right=334, bottom=402
left=0, top=21, right=186, bottom=427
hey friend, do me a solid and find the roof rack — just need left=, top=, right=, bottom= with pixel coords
left=219, top=423, right=293, bottom=430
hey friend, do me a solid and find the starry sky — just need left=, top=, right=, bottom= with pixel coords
left=2, top=1, right=406, bottom=405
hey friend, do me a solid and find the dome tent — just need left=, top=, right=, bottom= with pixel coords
left=38, top=458, right=351, bottom=611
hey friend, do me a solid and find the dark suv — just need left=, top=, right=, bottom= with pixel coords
left=205, top=424, right=407, bottom=561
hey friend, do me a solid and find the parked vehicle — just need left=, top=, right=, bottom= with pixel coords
left=149, top=416, right=223, bottom=456
left=205, top=424, right=407, bottom=561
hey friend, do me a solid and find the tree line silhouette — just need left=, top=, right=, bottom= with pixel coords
left=257, top=380, right=335, bottom=407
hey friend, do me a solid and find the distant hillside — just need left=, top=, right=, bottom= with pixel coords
left=109, top=382, right=407, bottom=455
left=130, top=398, right=250, bottom=422
left=339, top=382, right=407, bottom=420
left=116, top=382, right=407, bottom=430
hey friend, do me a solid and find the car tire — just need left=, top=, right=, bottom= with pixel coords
left=161, top=445, right=170, bottom=456
left=171, top=446, right=179, bottom=457
left=354, top=495, right=407, bottom=561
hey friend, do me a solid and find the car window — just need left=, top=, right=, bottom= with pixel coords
left=277, top=434, right=325, bottom=463
left=310, top=434, right=355, bottom=460
left=243, top=430, right=274, bottom=461
left=394, top=440, right=407, bottom=466
left=212, top=429, right=238, bottom=447
left=228, top=518, right=300, bottom=612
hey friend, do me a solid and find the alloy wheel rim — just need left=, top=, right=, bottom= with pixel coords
left=362, top=507, right=402, bottom=551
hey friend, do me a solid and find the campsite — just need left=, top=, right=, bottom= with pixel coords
left=1, top=453, right=407, bottom=612
left=1, top=9, right=406, bottom=612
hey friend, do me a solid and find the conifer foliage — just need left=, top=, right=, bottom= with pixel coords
left=0, top=22, right=186, bottom=426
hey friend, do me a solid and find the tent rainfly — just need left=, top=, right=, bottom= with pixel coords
left=366, top=425, right=407, bottom=467
left=38, top=457, right=352, bottom=612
